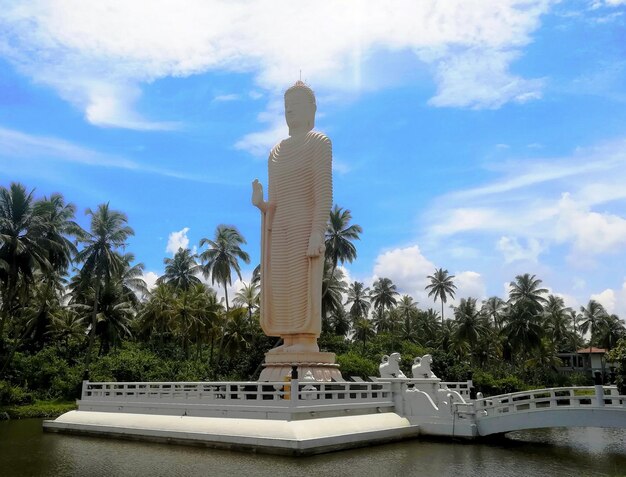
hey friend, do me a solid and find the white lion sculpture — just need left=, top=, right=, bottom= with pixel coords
left=411, top=354, right=437, bottom=379
left=379, top=353, right=406, bottom=378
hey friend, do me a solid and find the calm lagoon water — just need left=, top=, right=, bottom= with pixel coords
left=1, top=419, right=625, bottom=477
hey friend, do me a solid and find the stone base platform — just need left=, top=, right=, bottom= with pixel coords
left=258, top=351, right=342, bottom=382
left=43, top=411, right=420, bottom=456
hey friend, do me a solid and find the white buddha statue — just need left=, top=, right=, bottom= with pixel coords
left=252, top=81, right=332, bottom=355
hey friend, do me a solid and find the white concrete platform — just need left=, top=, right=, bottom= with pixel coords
left=43, top=410, right=420, bottom=455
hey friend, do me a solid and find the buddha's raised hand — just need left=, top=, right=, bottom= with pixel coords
left=252, top=179, right=265, bottom=210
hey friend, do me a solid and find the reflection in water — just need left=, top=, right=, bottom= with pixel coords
left=1, top=419, right=625, bottom=477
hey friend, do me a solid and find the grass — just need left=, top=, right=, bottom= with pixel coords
left=0, top=400, right=77, bottom=419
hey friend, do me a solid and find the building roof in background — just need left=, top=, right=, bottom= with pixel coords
left=577, top=347, right=607, bottom=354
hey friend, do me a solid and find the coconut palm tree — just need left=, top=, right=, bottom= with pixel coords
left=324, top=205, right=362, bottom=289
left=345, top=281, right=371, bottom=321
left=597, top=314, right=625, bottom=351
left=454, top=297, right=489, bottom=358
left=543, top=295, right=572, bottom=350
left=199, top=225, right=250, bottom=311
left=353, top=317, right=374, bottom=351
left=0, top=183, right=50, bottom=337
left=508, top=273, right=548, bottom=313
left=233, top=282, right=260, bottom=321
left=158, top=248, right=201, bottom=292
left=397, top=295, right=418, bottom=340
left=322, top=263, right=348, bottom=323
left=502, top=301, right=544, bottom=357
left=481, top=296, right=506, bottom=331
left=74, top=203, right=134, bottom=375
left=48, top=307, right=85, bottom=358
left=371, top=277, right=399, bottom=324
left=136, top=283, right=176, bottom=345
left=580, top=300, right=608, bottom=351
left=425, top=268, right=457, bottom=324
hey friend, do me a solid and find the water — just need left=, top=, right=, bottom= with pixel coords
left=1, top=419, right=625, bottom=477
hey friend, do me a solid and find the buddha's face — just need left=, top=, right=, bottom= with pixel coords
left=285, top=90, right=315, bottom=135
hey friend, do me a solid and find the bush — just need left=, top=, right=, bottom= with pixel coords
left=337, top=352, right=379, bottom=379
left=0, top=381, right=34, bottom=406
left=569, top=372, right=593, bottom=387
left=473, top=370, right=527, bottom=396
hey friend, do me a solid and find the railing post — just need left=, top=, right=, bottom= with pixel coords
left=595, top=384, right=605, bottom=408
left=81, top=380, right=89, bottom=399
left=290, top=379, right=298, bottom=409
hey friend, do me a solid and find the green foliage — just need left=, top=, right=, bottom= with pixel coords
left=569, top=372, right=593, bottom=386
left=318, top=333, right=350, bottom=355
left=0, top=400, right=76, bottom=419
left=473, top=370, right=528, bottom=396
left=337, top=352, right=378, bottom=379
left=0, top=380, right=33, bottom=405
left=11, top=347, right=82, bottom=400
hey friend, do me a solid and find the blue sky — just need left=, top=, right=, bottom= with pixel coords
left=1, top=0, right=626, bottom=316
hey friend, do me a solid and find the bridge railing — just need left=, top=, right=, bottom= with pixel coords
left=441, top=380, right=473, bottom=400
left=80, top=380, right=394, bottom=412
left=473, top=386, right=626, bottom=417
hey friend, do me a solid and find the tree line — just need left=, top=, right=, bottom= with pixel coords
left=1, top=181, right=625, bottom=405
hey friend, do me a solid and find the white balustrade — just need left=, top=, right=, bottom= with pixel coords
left=441, top=381, right=473, bottom=399
left=473, top=386, right=626, bottom=418
left=80, top=380, right=393, bottom=413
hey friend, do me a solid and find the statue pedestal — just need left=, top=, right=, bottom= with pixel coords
left=258, top=351, right=343, bottom=382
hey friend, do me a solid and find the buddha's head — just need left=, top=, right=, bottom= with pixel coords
left=284, top=81, right=316, bottom=136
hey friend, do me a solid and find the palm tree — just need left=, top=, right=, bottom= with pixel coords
left=454, top=297, right=489, bottom=358
left=75, top=203, right=134, bottom=375
left=158, top=247, right=201, bottom=291
left=597, top=314, right=625, bottom=350
left=580, top=300, right=607, bottom=351
left=33, top=193, right=80, bottom=277
left=508, top=273, right=548, bottom=313
left=345, top=281, right=371, bottom=321
left=481, top=296, right=506, bottom=331
left=233, top=282, right=260, bottom=321
left=371, top=277, right=399, bottom=323
left=418, top=308, right=441, bottom=347
left=136, top=283, right=176, bottom=345
left=322, top=263, right=348, bottom=323
left=353, top=317, right=374, bottom=351
left=199, top=225, right=250, bottom=311
left=48, top=307, right=85, bottom=358
left=0, top=183, right=50, bottom=337
left=502, top=301, right=544, bottom=357
left=328, top=307, right=351, bottom=337
left=396, top=295, right=418, bottom=340
left=324, top=205, right=362, bottom=291
left=544, top=295, right=572, bottom=351
left=425, top=268, right=457, bottom=324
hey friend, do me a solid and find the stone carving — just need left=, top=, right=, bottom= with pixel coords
left=411, top=354, right=437, bottom=379
left=379, top=353, right=406, bottom=379
left=252, top=80, right=332, bottom=354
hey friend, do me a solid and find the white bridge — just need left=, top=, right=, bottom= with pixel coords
left=471, top=385, right=626, bottom=436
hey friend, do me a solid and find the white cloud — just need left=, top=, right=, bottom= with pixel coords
left=0, top=0, right=552, bottom=128
left=554, top=193, right=626, bottom=254
left=497, top=236, right=544, bottom=263
left=427, top=49, right=544, bottom=109
left=425, top=138, right=626, bottom=259
left=142, top=271, right=160, bottom=292
left=166, top=227, right=190, bottom=255
left=453, top=271, right=487, bottom=303
left=0, top=125, right=227, bottom=184
left=372, top=245, right=435, bottom=306
left=213, top=93, right=241, bottom=102
left=235, top=121, right=287, bottom=157
left=591, top=288, right=618, bottom=314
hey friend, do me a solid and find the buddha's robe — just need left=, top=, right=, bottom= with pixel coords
left=260, top=131, right=332, bottom=337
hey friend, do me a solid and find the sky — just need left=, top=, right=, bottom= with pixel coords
left=1, top=0, right=626, bottom=316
